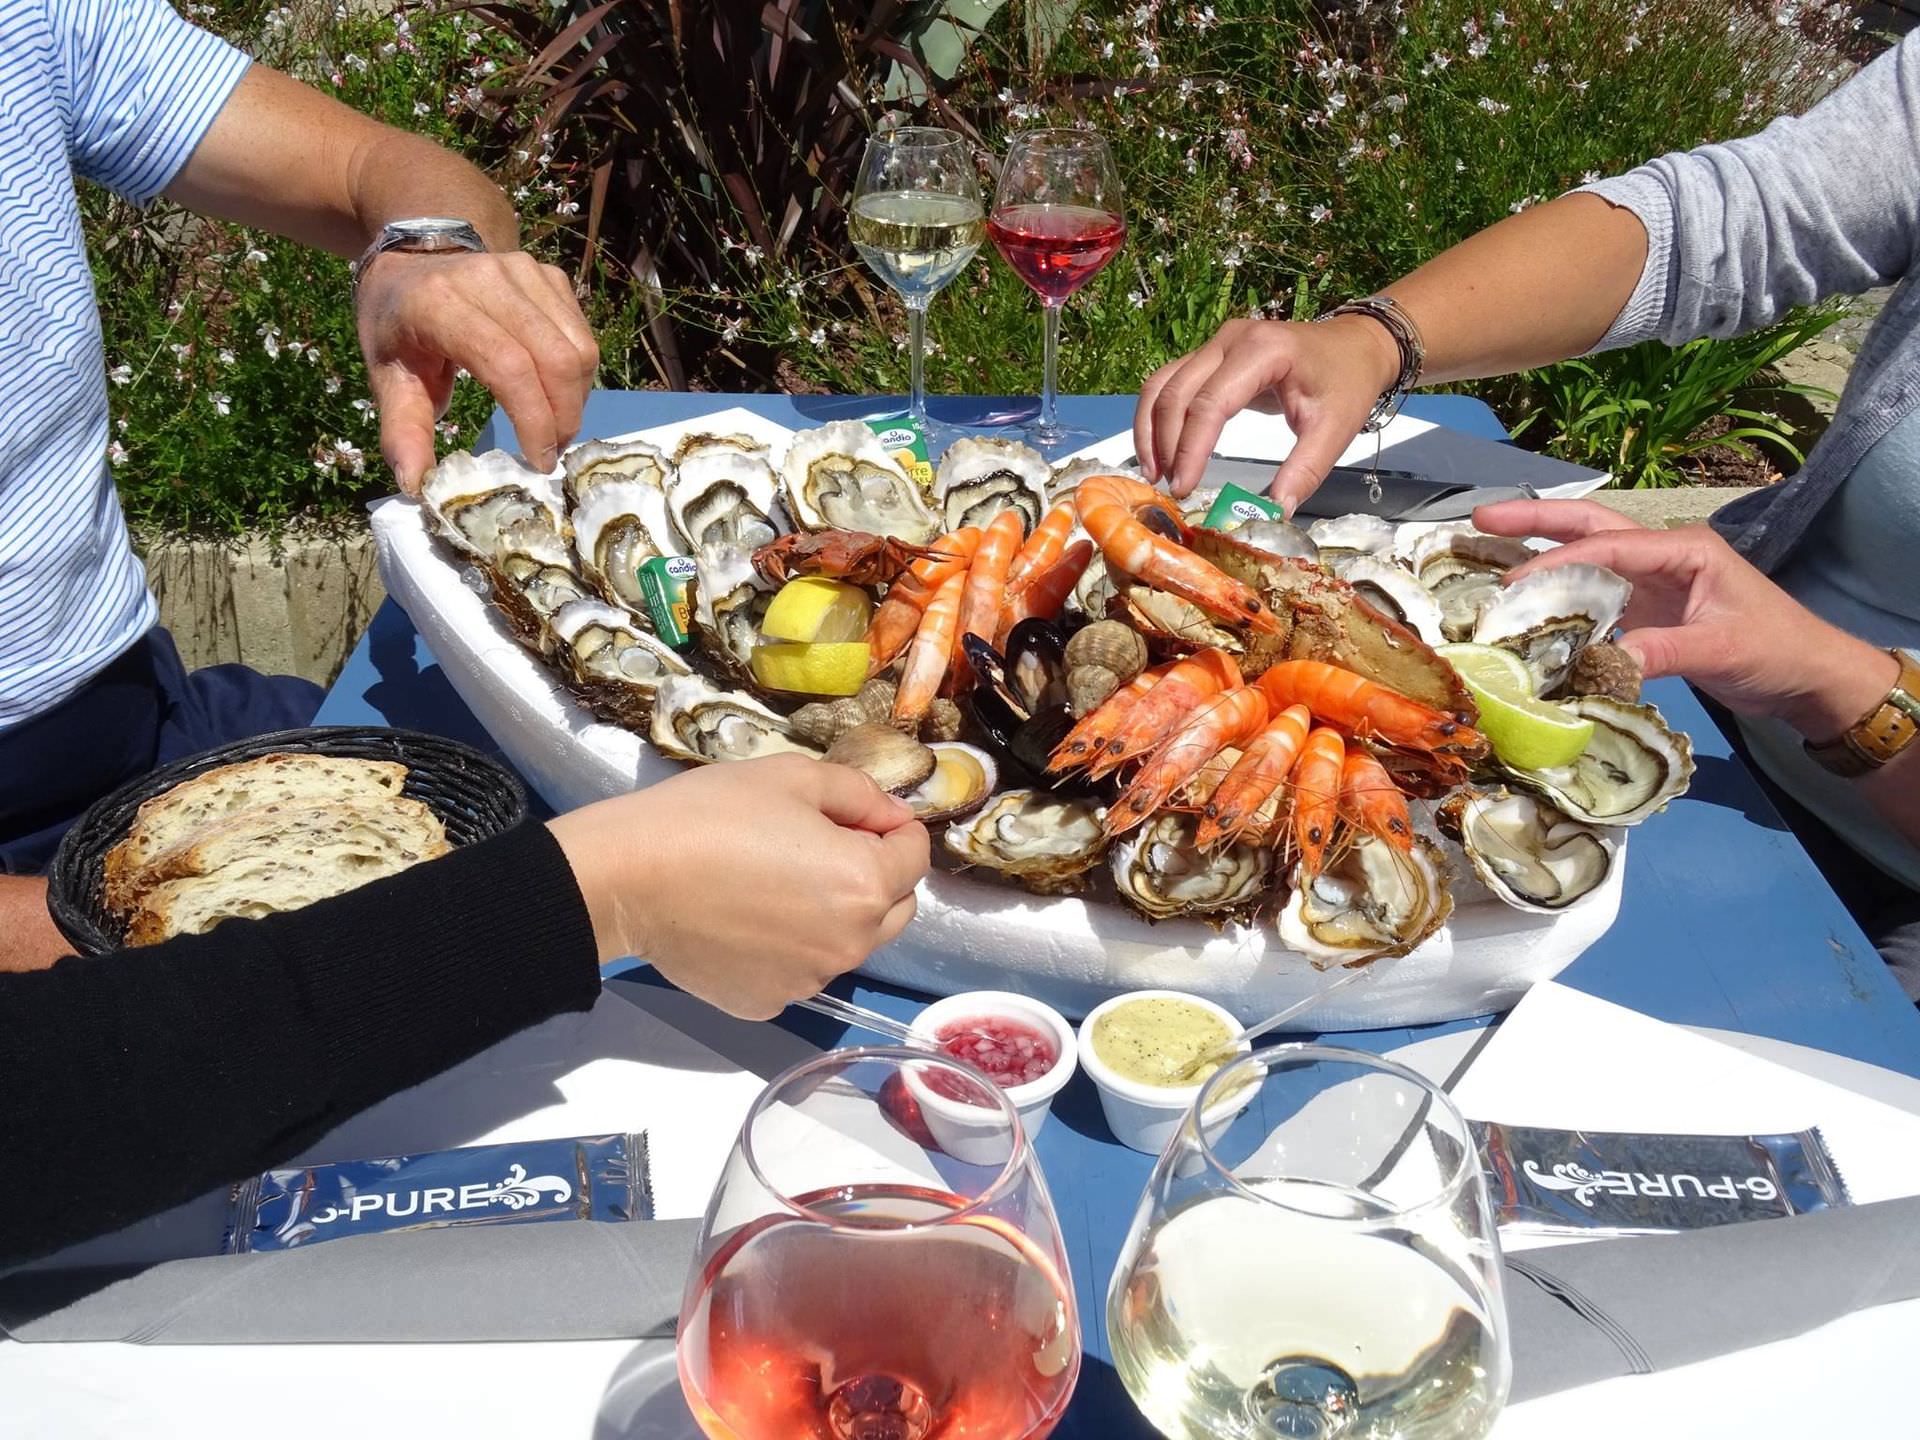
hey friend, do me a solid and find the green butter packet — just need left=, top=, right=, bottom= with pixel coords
left=1201, top=482, right=1284, bottom=531
left=638, top=555, right=699, bottom=648
left=867, top=415, right=932, bottom=490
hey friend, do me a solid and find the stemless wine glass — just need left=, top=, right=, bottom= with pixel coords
left=678, top=1046, right=1081, bottom=1440
left=1107, top=1046, right=1511, bottom=1440
left=988, top=128, right=1127, bottom=450
left=849, top=127, right=986, bottom=443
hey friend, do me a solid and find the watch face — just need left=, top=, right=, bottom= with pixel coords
left=391, top=218, right=474, bottom=240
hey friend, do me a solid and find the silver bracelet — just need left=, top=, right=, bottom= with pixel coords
left=1315, top=295, right=1427, bottom=433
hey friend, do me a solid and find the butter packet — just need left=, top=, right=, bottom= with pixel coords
left=1201, top=482, right=1284, bottom=531
left=868, top=415, right=933, bottom=490
left=224, top=1132, right=651, bottom=1253
left=638, top=555, right=698, bottom=648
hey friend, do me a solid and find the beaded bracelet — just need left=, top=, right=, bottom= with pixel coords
left=1315, top=295, right=1427, bottom=433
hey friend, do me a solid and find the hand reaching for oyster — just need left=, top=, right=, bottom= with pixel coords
left=545, top=756, right=929, bottom=1020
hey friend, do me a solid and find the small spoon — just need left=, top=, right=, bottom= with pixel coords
left=1166, top=959, right=1390, bottom=1084
left=792, top=993, right=998, bottom=1050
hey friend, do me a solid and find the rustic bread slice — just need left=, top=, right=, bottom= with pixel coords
left=120, top=799, right=450, bottom=945
left=104, top=754, right=408, bottom=913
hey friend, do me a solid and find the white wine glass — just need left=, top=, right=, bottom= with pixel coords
left=678, top=1045, right=1081, bottom=1440
left=1108, top=1045, right=1510, bottom=1440
left=849, top=127, right=986, bottom=442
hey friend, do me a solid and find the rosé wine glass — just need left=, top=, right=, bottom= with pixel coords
left=988, top=128, right=1127, bottom=450
left=678, top=1046, right=1081, bottom=1440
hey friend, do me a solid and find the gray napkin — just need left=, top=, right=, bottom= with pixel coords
left=1504, top=1192, right=1920, bottom=1401
left=0, top=1215, right=702, bottom=1344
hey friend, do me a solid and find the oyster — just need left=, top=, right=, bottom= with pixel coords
left=781, top=421, right=940, bottom=543
left=942, top=789, right=1110, bottom=895
left=901, top=743, right=999, bottom=822
left=488, top=518, right=589, bottom=645
left=1111, top=812, right=1271, bottom=923
left=561, top=437, right=671, bottom=507
left=548, top=599, right=690, bottom=727
left=1437, top=788, right=1616, bottom=913
left=689, top=545, right=773, bottom=682
left=1307, top=513, right=1396, bottom=565
left=1277, top=834, right=1452, bottom=963
left=1503, top=696, right=1694, bottom=826
left=422, top=449, right=566, bottom=559
left=1049, top=455, right=1132, bottom=506
left=572, top=478, right=684, bottom=614
left=669, top=448, right=783, bottom=558
left=1473, top=563, right=1631, bottom=695
left=672, top=431, right=769, bottom=466
left=933, top=437, right=1048, bottom=534
left=1402, top=523, right=1535, bottom=641
left=1072, top=552, right=1117, bottom=620
left=1229, top=517, right=1320, bottom=564
left=1339, top=555, right=1447, bottom=647
left=649, top=674, right=821, bottom=764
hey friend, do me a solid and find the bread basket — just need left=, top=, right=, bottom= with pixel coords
left=48, top=726, right=529, bottom=956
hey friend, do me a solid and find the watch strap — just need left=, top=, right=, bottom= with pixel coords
left=1804, top=648, right=1920, bottom=778
left=349, top=220, right=486, bottom=303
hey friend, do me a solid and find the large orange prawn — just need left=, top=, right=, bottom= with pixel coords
left=1193, top=703, right=1312, bottom=849
left=1082, top=648, right=1243, bottom=779
left=954, top=510, right=1027, bottom=677
left=1003, top=500, right=1076, bottom=595
left=892, top=569, right=967, bottom=726
left=1107, top=686, right=1270, bottom=836
left=1050, top=665, right=1167, bottom=769
left=1339, top=748, right=1415, bottom=851
left=1073, top=474, right=1283, bottom=635
left=994, top=540, right=1094, bottom=650
left=865, top=527, right=979, bottom=676
left=1290, top=726, right=1347, bottom=879
left=1257, top=660, right=1487, bottom=758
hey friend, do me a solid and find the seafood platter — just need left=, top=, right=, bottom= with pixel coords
left=370, top=406, right=1695, bottom=1027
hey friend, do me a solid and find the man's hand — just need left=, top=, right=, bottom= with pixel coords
left=356, top=250, right=599, bottom=493
left=1475, top=499, right=1899, bottom=742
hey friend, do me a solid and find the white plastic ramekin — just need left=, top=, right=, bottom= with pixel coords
left=1076, top=989, right=1253, bottom=1155
left=905, top=990, right=1078, bottom=1164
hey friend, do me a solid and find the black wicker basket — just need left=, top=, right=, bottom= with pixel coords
left=48, top=726, right=528, bottom=956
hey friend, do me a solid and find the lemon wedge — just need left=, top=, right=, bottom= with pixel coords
left=761, top=578, right=872, bottom=644
left=1440, top=642, right=1594, bottom=770
left=749, top=640, right=870, bottom=696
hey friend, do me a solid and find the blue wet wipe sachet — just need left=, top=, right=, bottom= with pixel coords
left=224, top=1132, right=651, bottom=1253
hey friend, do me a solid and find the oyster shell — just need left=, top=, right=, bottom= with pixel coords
left=900, top=743, right=998, bottom=822
left=1111, top=812, right=1271, bottom=923
left=933, top=437, right=1048, bottom=534
left=1436, top=788, right=1616, bottom=913
left=689, top=545, right=773, bottom=682
left=488, top=518, right=589, bottom=645
left=1049, top=455, right=1133, bottom=506
left=548, top=599, right=691, bottom=727
left=781, top=421, right=940, bottom=543
left=1402, top=523, right=1535, bottom=641
left=1473, top=563, right=1632, bottom=695
left=1503, top=696, right=1694, bottom=826
left=1339, top=555, right=1447, bottom=647
left=649, top=674, right=821, bottom=764
left=672, top=431, right=769, bottom=466
left=1307, top=513, right=1396, bottom=565
left=572, top=477, right=684, bottom=614
left=561, top=437, right=671, bottom=508
left=942, top=789, right=1110, bottom=895
left=669, top=448, right=782, bottom=558
left=1277, top=834, right=1452, bottom=963
left=422, top=449, right=566, bottom=559
left=1229, top=518, right=1320, bottom=564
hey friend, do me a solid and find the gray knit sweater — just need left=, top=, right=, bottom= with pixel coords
left=1578, top=31, right=1919, bottom=575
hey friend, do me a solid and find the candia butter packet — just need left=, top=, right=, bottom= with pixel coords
left=1201, top=482, right=1284, bottom=531
left=639, top=555, right=698, bottom=648
left=868, top=415, right=932, bottom=490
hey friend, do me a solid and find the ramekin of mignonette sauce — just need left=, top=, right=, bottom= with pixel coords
left=904, top=991, right=1077, bottom=1163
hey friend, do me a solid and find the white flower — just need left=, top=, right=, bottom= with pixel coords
left=808, top=327, right=826, bottom=349
left=1455, top=158, right=1467, bottom=173
left=1193, top=5, right=1216, bottom=29
left=352, top=397, right=376, bottom=418
left=107, top=441, right=129, bottom=465
left=108, top=363, right=133, bottom=386
left=1326, top=91, right=1347, bottom=111
left=1477, top=96, right=1510, bottom=115
left=245, top=247, right=268, bottom=264
left=217, top=348, right=236, bottom=366
left=332, top=439, right=367, bottom=476
left=1571, top=78, right=1590, bottom=94
left=1468, top=35, right=1490, bottom=58
left=743, top=245, right=764, bottom=267
left=116, top=417, right=128, bottom=433
left=1101, top=40, right=1115, bottom=58
left=555, top=199, right=580, bottom=217
left=1132, top=3, right=1151, bottom=26
left=1430, top=50, right=1451, bottom=70
left=210, top=392, right=232, bottom=416
left=1533, top=60, right=1550, bottom=76
left=343, top=52, right=368, bottom=72
left=435, top=421, right=461, bottom=440
left=722, top=317, right=745, bottom=342
left=1309, top=203, right=1331, bottom=224
left=1127, top=289, right=1147, bottom=309
left=1221, top=243, right=1245, bottom=269
left=414, top=101, right=430, bottom=117
left=306, top=347, right=321, bottom=365
left=1388, top=131, right=1404, bottom=147
left=1581, top=169, right=1601, bottom=184
left=1624, top=31, right=1640, bottom=50
left=1382, top=93, right=1407, bottom=113
left=169, top=342, right=191, bottom=359
left=325, top=375, right=343, bottom=394
left=1493, top=9, right=1509, bottom=26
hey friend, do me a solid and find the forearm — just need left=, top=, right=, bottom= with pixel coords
left=0, top=877, right=67, bottom=973
left=1775, top=637, right=1920, bottom=853
left=1380, top=193, right=1649, bottom=384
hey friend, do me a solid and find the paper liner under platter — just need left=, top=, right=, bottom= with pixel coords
left=370, top=409, right=1623, bottom=1028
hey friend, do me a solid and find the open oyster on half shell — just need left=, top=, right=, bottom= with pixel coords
left=688, top=545, right=774, bottom=684
left=933, top=437, right=1048, bottom=534
left=548, top=599, right=691, bottom=728
left=1436, top=788, right=1617, bottom=913
left=1401, top=522, right=1535, bottom=641
left=487, top=517, right=590, bottom=648
left=1277, top=834, right=1452, bottom=964
left=1501, top=696, right=1694, bottom=826
left=942, top=789, right=1111, bottom=896
left=1110, top=812, right=1270, bottom=923
left=648, top=674, right=822, bottom=764
left=423, top=449, right=567, bottom=560
left=561, top=437, right=672, bottom=508
left=572, top=478, right=683, bottom=615
left=669, top=448, right=783, bottom=558
left=780, top=421, right=940, bottom=543
left=1473, top=563, right=1631, bottom=696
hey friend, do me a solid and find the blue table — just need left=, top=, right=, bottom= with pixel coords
left=317, top=391, right=1920, bottom=1437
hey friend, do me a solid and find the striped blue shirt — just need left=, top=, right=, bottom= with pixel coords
left=0, top=1, right=248, bottom=730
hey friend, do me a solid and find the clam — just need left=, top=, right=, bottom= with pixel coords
left=672, top=431, right=770, bottom=466
left=942, top=789, right=1110, bottom=895
left=1436, top=788, right=1617, bottom=913
left=1401, top=523, right=1535, bottom=641
left=649, top=674, right=821, bottom=764
left=933, top=437, right=1049, bottom=534
left=1110, top=812, right=1271, bottom=923
left=668, top=448, right=783, bottom=558
left=1229, top=517, right=1321, bottom=564
left=422, top=449, right=566, bottom=559
left=1473, top=563, right=1631, bottom=695
left=572, top=478, right=684, bottom=614
left=825, top=723, right=937, bottom=794
left=1307, top=513, right=1396, bottom=565
left=1503, top=696, right=1694, bottom=826
left=1064, top=620, right=1149, bottom=716
left=561, top=437, right=672, bottom=507
left=1340, top=555, right=1447, bottom=647
left=781, top=421, right=940, bottom=543
left=900, top=743, right=999, bottom=822
left=1277, top=834, right=1452, bottom=963
left=548, top=599, right=690, bottom=727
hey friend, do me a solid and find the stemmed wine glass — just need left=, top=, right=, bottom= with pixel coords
left=988, top=129, right=1127, bottom=450
left=849, top=128, right=986, bottom=444
left=1108, top=1045, right=1511, bottom=1440
left=678, top=1046, right=1081, bottom=1440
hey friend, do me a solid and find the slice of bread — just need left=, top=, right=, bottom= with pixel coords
left=104, top=754, right=408, bottom=913
left=121, top=799, right=450, bottom=946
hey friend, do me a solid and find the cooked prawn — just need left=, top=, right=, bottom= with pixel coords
left=865, top=527, right=980, bottom=675
left=994, top=539, right=1094, bottom=650
left=1338, top=748, right=1414, bottom=851
left=892, top=569, right=967, bottom=725
left=1003, top=500, right=1077, bottom=595
left=1084, top=648, right=1243, bottom=779
left=954, top=510, right=1027, bottom=680
left=1108, top=686, right=1270, bottom=836
left=1049, top=665, right=1168, bottom=769
left=1256, top=660, right=1487, bottom=758
left=1073, top=473, right=1282, bottom=635
left=1194, top=703, right=1312, bottom=849
left=1290, top=726, right=1346, bottom=880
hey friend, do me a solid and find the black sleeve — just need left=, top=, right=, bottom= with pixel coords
left=0, top=821, right=601, bottom=1269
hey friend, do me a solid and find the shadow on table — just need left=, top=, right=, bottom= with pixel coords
left=1686, top=753, right=1794, bottom=834
left=360, top=601, right=496, bottom=752
left=787, top=394, right=1043, bottom=430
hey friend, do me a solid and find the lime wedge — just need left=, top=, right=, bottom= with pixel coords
left=1441, top=642, right=1593, bottom=769
left=749, top=640, right=870, bottom=696
left=761, top=578, right=872, bottom=644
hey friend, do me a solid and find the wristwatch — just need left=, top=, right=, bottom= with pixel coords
left=349, top=218, right=487, bottom=303
left=1803, top=647, right=1920, bottom=778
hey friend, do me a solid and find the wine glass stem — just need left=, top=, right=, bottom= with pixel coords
left=1040, top=298, right=1064, bottom=436
left=907, top=297, right=930, bottom=426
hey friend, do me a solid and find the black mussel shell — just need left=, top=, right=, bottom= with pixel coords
left=1004, top=617, right=1069, bottom=714
left=1139, top=505, right=1184, bottom=542
left=1006, top=703, right=1078, bottom=783
left=966, top=682, right=1027, bottom=751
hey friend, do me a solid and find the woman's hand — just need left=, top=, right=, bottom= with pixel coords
left=546, top=756, right=930, bottom=1020
left=1134, top=315, right=1400, bottom=509
left=1474, top=499, right=1899, bottom=741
